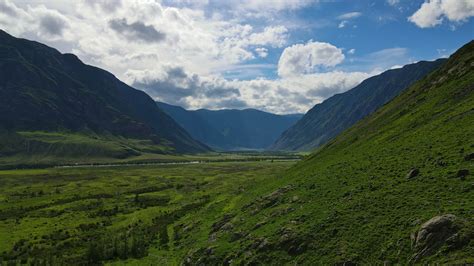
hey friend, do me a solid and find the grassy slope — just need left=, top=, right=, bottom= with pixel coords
left=178, top=42, right=474, bottom=264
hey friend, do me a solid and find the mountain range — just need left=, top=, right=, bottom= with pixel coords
left=157, top=102, right=302, bottom=150
left=271, top=59, right=446, bottom=151
left=0, top=29, right=209, bottom=162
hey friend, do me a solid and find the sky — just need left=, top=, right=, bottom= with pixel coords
left=0, top=0, right=473, bottom=114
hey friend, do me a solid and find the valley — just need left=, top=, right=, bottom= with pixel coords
left=0, top=2, right=473, bottom=264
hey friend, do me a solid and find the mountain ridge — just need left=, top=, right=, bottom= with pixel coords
left=271, top=58, right=446, bottom=151
left=157, top=102, right=303, bottom=150
left=0, top=30, right=209, bottom=160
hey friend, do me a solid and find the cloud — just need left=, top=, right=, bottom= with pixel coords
left=127, top=65, right=241, bottom=108
left=278, top=41, right=345, bottom=77
left=409, top=0, right=474, bottom=28
left=337, top=12, right=360, bottom=29
left=248, top=26, right=288, bottom=48
left=387, top=0, right=400, bottom=6
left=255, top=47, right=268, bottom=58
left=83, top=0, right=123, bottom=13
left=337, top=12, right=362, bottom=20
left=39, top=12, right=68, bottom=36
left=0, top=0, right=373, bottom=114
left=338, top=21, right=348, bottom=28
left=232, top=0, right=314, bottom=12
left=109, top=18, right=166, bottom=43
left=348, top=48, right=356, bottom=54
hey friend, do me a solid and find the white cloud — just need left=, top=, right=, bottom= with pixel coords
left=348, top=48, right=356, bottom=54
left=338, top=21, right=348, bottom=28
left=247, top=26, right=288, bottom=48
left=409, top=0, right=474, bottom=28
left=336, top=12, right=360, bottom=29
left=255, top=47, right=269, bottom=58
left=387, top=0, right=400, bottom=6
left=0, top=0, right=373, bottom=114
left=232, top=0, right=314, bottom=12
left=337, top=12, right=362, bottom=20
left=278, top=41, right=345, bottom=77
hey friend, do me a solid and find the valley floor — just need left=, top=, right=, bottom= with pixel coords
left=0, top=160, right=296, bottom=265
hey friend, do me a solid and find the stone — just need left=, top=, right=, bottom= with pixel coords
left=210, top=214, right=233, bottom=233
left=464, top=153, right=474, bottom=161
left=406, top=168, right=420, bottom=179
left=456, top=169, right=469, bottom=179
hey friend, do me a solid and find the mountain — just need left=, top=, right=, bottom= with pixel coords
left=157, top=102, right=303, bottom=150
left=185, top=41, right=474, bottom=263
left=0, top=30, right=209, bottom=162
left=271, top=59, right=446, bottom=151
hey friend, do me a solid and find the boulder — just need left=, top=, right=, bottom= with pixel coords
left=410, top=214, right=459, bottom=262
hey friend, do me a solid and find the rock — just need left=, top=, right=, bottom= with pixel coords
left=210, top=214, right=233, bottom=233
left=205, top=247, right=214, bottom=255
left=230, top=231, right=244, bottom=242
left=410, top=214, right=459, bottom=262
left=291, top=195, right=299, bottom=202
left=335, top=261, right=356, bottom=266
left=253, top=221, right=267, bottom=230
left=411, top=219, right=422, bottom=226
left=406, top=168, right=420, bottom=179
left=464, top=153, right=474, bottom=161
left=221, top=222, right=234, bottom=231
left=208, top=232, right=217, bottom=242
left=250, top=237, right=271, bottom=251
left=456, top=169, right=469, bottom=179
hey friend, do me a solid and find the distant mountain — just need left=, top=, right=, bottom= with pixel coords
left=157, top=102, right=303, bottom=150
left=271, top=59, right=446, bottom=151
left=0, top=30, right=209, bottom=161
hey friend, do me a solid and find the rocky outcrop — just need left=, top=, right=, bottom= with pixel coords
left=410, top=214, right=459, bottom=262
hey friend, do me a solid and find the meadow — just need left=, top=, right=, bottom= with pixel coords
left=0, top=160, right=296, bottom=265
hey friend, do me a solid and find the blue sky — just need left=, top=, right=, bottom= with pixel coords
left=0, top=0, right=473, bottom=113
left=220, top=0, right=474, bottom=80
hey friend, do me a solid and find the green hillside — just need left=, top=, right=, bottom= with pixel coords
left=178, top=41, right=474, bottom=263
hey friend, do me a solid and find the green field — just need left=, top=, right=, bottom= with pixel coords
left=0, top=160, right=296, bottom=265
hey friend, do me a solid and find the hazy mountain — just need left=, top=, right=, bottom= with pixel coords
left=157, top=102, right=303, bottom=150
left=271, top=58, right=446, bottom=151
left=0, top=30, right=209, bottom=161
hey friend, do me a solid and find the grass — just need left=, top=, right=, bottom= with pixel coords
left=0, top=160, right=296, bottom=265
